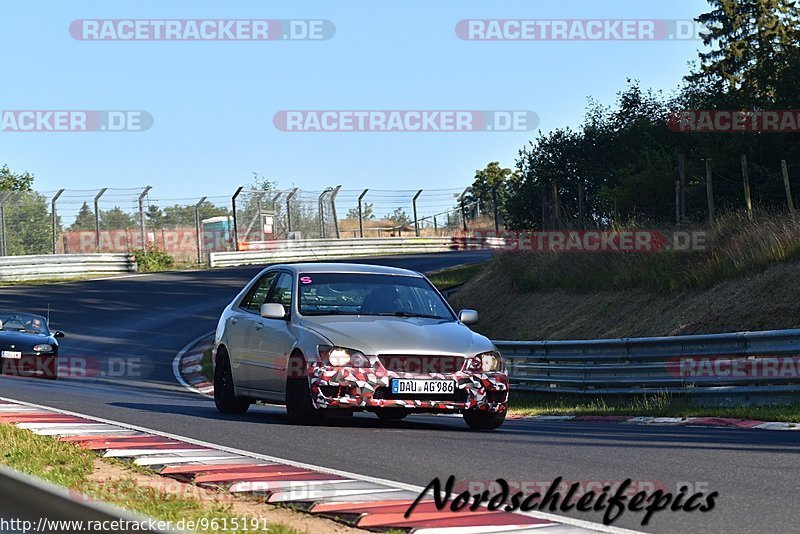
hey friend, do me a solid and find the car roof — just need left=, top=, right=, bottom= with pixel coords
left=265, top=263, right=424, bottom=277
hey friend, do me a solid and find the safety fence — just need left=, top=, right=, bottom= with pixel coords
left=209, top=237, right=469, bottom=268
left=0, top=253, right=136, bottom=281
left=0, top=465, right=167, bottom=533
left=497, top=328, right=800, bottom=400
left=3, top=186, right=491, bottom=263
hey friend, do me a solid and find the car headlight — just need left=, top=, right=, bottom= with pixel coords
left=317, top=346, right=370, bottom=368
left=33, top=344, right=53, bottom=353
left=466, top=351, right=503, bottom=373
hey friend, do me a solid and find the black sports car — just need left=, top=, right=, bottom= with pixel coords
left=0, top=312, right=64, bottom=380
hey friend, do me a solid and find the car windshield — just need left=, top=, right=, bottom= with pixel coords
left=0, top=313, right=49, bottom=335
left=298, top=273, right=454, bottom=319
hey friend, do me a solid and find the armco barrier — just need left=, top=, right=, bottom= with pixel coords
left=0, top=465, right=170, bottom=533
left=208, top=237, right=473, bottom=268
left=496, top=329, right=800, bottom=399
left=0, top=253, right=136, bottom=281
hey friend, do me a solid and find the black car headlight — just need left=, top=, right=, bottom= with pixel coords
left=466, top=351, right=503, bottom=373
left=33, top=344, right=54, bottom=353
left=318, top=345, right=370, bottom=368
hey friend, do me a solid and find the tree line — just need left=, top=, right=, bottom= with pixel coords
left=469, top=0, right=800, bottom=230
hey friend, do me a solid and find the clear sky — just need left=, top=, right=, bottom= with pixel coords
left=1, top=0, right=710, bottom=208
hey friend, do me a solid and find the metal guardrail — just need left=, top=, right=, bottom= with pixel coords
left=496, top=329, right=800, bottom=397
left=208, top=237, right=473, bottom=268
left=0, top=466, right=169, bottom=533
left=0, top=253, right=137, bottom=281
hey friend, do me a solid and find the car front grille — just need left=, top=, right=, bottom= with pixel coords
left=373, top=386, right=469, bottom=403
left=377, top=354, right=465, bottom=374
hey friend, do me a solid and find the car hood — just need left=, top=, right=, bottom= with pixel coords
left=0, top=331, right=54, bottom=350
left=298, top=315, right=494, bottom=356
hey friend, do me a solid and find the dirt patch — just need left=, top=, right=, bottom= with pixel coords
left=87, top=459, right=366, bottom=533
left=450, top=257, right=800, bottom=340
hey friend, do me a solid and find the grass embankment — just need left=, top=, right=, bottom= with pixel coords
left=507, top=393, right=800, bottom=422
left=496, top=210, right=800, bottom=291
left=427, top=262, right=488, bottom=290
left=0, top=424, right=300, bottom=534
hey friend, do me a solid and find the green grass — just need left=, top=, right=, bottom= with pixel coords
left=427, top=262, right=488, bottom=290
left=0, top=424, right=302, bottom=534
left=508, top=392, right=800, bottom=422
left=496, top=210, right=800, bottom=292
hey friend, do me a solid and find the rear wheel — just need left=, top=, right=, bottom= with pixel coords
left=285, top=355, right=323, bottom=424
left=463, top=410, right=506, bottom=431
left=214, top=349, right=251, bottom=414
left=376, top=410, right=408, bottom=421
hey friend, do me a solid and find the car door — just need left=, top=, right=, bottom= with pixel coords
left=228, top=270, right=278, bottom=389
left=249, top=271, right=296, bottom=393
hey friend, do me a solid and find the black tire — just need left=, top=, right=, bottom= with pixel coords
left=43, top=355, right=58, bottom=380
left=376, top=410, right=408, bottom=421
left=214, top=350, right=251, bottom=414
left=463, top=410, right=506, bottom=431
left=285, top=376, right=324, bottom=424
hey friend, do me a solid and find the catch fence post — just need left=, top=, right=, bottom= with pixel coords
left=231, top=186, right=244, bottom=251
left=357, top=189, right=369, bottom=238
left=93, top=188, right=108, bottom=251
left=195, top=196, right=207, bottom=264
left=51, top=189, right=65, bottom=254
left=138, top=186, right=152, bottom=249
left=412, top=190, right=423, bottom=237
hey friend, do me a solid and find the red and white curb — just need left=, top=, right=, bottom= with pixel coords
left=0, top=395, right=639, bottom=534
left=507, top=414, right=800, bottom=431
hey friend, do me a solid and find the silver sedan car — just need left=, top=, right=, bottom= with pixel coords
left=212, top=263, right=509, bottom=430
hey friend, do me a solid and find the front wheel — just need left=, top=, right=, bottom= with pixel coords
left=286, top=376, right=324, bottom=424
left=214, top=350, right=251, bottom=414
left=463, top=410, right=506, bottom=431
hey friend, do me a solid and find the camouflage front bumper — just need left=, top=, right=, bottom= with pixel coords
left=308, top=364, right=509, bottom=413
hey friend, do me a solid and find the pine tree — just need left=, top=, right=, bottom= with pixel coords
left=71, top=202, right=95, bottom=230
left=689, top=0, right=800, bottom=104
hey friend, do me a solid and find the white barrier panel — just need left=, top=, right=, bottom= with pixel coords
left=0, top=254, right=136, bottom=281
left=209, top=237, right=467, bottom=268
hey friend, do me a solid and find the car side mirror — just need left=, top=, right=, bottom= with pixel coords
left=458, top=309, right=479, bottom=326
left=260, top=303, right=287, bottom=320
left=53, top=330, right=65, bottom=338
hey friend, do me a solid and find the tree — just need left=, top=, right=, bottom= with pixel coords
left=99, top=207, right=134, bottom=230
left=347, top=202, right=374, bottom=220
left=385, top=207, right=411, bottom=225
left=71, top=202, right=96, bottom=230
left=468, top=162, right=519, bottom=224
left=688, top=0, right=800, bottom=103
left=0, top=165, right=49, bottom=254
left=0, top=165, right=34, bottom=191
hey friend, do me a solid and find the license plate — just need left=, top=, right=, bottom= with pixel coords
left=391, top=379, right=455, bottom=395
left=1, top=351, right=21, bottom=360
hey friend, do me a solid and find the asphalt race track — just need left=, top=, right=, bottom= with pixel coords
left=0, top=251, right=796, bottom=533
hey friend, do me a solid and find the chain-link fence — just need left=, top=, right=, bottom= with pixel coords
left=0, top=184, right=485, bottom=260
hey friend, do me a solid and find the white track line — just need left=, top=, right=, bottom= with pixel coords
left=0, top=395, right=640, bottom=534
